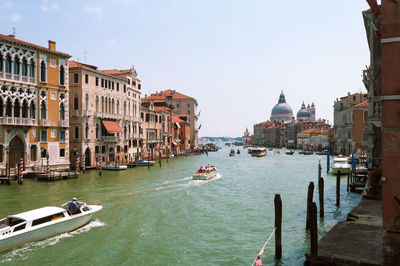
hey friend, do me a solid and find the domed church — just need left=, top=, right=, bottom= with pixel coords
left=270, top=91, right=294, bottom=123
left=296, top=102, right=315, bottom=122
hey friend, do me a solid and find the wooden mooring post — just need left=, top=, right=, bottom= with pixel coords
left=318, top=177, right=324, bottom=218
left=336, top=171, right=340, bottom=207
left=274, top=194, right=282, bottom=259
left=347, top=171, right=350, bottom=192
left=318, top=159, right=321, bottom=179
left=306, top=181, right=314, bottom=229
left=148, top=153, right=150, bottom=169
left=310, top=202, right=318, bottom=258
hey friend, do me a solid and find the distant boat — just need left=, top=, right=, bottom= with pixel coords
left=229, top=149, right=235, bottom=156
left=315, top=150, right=329, bottom=155
left=251, top=147, right=267, bottom=157
left=103, top=165, right=127, bottom=170
left=331, top=156, right=351, bottom=174
left=128, top=160, right=155, bottom=167
left=225, top=143, right=231, bottom=146
left=193, top=166, right=218, bottom=180
left=303, top=151, right=313, bottom=155
left=286, top=150, right=294, bottom=155
left=236, top=149, right=240, bottom=154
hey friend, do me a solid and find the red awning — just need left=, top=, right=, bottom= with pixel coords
left=102, top=120, right=122, bottom=133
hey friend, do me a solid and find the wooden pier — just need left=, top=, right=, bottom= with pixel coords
left=36, top=171, right=79, bottom=182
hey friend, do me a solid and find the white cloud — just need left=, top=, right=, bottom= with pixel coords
left=83, top=6, right=102, bottom=20
left=41, top=0, right=59, bottom=11
left=106, top=39, right=116, bottom=47
left=2, top=1, right=13, bottom=9
left=10, top=13, right=21, bottom=22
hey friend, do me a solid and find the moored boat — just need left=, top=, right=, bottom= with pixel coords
left=0, top=201, right=102, bottom=253
left=193, top=166, right=218, bottom=180
left=286, top=150, right=294, bottom=155
left=129, top=160, right=156, bottom=167
left=103, top=164, right=127, bottom=170
left=331, top=156, right=351, bottom=174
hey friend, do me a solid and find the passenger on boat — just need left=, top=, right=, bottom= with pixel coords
left=62, top=197, right=83, bottom=215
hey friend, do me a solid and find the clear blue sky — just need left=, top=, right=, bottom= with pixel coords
left=1, top=0, right=371, bottom=137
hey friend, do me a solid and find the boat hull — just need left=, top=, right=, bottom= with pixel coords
left=103, top=165, right=127, bottom=170
left=0, top=205, right=102, bottom=253
left=331, top=167, right=350, bottom=174
left=193, top=171, right=217, bottom=180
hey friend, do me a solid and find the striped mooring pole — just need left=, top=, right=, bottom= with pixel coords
left=82, top=153, right=86, bottom=173
left=99, top=154, right=102, bottom=175
left=18, top=158, right=23, bottom=185
left=47, top=155, right=50, bottom=177
left=76, top=156, right=79, bottom=172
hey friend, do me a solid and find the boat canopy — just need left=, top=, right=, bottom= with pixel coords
left=8, top=207, right=66, bottom=221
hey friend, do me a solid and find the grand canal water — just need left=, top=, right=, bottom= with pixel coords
left=0, top=146, right=361, bottom=265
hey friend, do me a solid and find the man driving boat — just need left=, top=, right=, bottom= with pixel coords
left=62, top=197, right=84, bottom=215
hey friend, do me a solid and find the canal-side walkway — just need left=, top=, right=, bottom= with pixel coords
left=306, top=199, right=382, bottom=265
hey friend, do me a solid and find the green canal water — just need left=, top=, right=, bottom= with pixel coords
left=0, top=146, right=361, bottom=265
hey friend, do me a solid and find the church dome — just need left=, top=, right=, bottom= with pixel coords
left=270, top=91, right=293, bottom=122
left=297, top=102, right=311, bottom=118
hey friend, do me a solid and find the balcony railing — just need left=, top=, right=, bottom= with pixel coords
left=95, top=111, right=102, bottom=117
left=102, top=113, right=118, bottom=120
left=59, top=120, right=69, bottom=127
left=133, top=116, right=141, bottom=122
left=83, top=110, right=92, bottom=117
left=72, top=110, right=80, bottom=117
left=5, top=73, right=11, bottom=80
left=101, top=136, right=117, bottom=142
left=124, top=115, right=131, bottom=121
left=0, top=117, right=37, bottom=126
left=40, top=119, right=50, bottom=127
left=133, top=133, right=140, bottom=139
left=13, top=74, right=19, bottom=81
left=148, top=139, right=161, bottom=144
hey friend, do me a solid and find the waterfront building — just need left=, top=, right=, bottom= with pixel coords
left=68, top=61, right=132, bottom=167
left=333, top=92, right=367, bottom=155
left=286, top=120, right=331, bottom=149
left=270, top=91, right=294, bottom=123
left=0, top=34, right=70, bottom=171
left=252, top=121, right=273, bottom=146
left=140, top=101, right=166, bottom=159
left=100, top=68, right=142, bottom=162
left=241, top=128, right=252, bottom=144
left=143, top=90, right=198, bottom=147
left=367, top=1, right=400, bottom=262
left=351, top=100, right=368, bottom=154
left=296, top=128, right=329, bottom=150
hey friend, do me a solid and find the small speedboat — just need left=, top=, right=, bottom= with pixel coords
left=103, top=164, right=127, bottom=171
left=0, top=201, right=102, bottom=253
left=193, top=166, right=218, bottom=180
left=229, top=149, right=235, bottom=156
left=331, top=156, right=351, bottom=174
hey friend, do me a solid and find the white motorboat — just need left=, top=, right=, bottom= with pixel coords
left=0, top=201, right=102, bottom=253
left=193, top=166, right=218, bottom=180
left=103, top=164, right=128, bottom=170
left=331, top=156, right=351, bottom=174
left=250, top=147, right=267, bottom=157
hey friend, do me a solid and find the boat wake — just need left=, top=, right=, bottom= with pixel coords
left=1, top=219, right=105, bottom=262
left=156, top=174, right=222, bottom=191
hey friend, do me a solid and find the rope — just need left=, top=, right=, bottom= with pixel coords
left=252, top=227, right=277, bottom=266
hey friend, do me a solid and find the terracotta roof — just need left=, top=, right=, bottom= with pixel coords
left=0, top=33, right=70, bottom=57
left=69, top=61, right=127, bottom=81
left=352, top=100, right=368, bottom=108
left=100, top=69, right=133, bottom=75
left=255, top=121, right=274, bottom=127
left=102, top=120, right=122, bottom=133
left=154, top=106, right=171, bottom=112
left=298, top=128, right=328, bottom=135
left=145, top=90, right=194, bottom=100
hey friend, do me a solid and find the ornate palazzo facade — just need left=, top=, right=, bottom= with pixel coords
left=0, top=34, right=70, bottom=171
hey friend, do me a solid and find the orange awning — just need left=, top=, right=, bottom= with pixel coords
left=102, top=120, right=122, bottom=133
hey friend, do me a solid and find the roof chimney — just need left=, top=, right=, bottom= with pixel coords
left=48, top=40, right=56, bottom=51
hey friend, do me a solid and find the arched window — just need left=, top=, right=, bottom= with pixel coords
left=74, top=94, right=78, bottom=110
left=0, top=100, right=3, bottom=117
left=96, top=123, right=99, bottom=139
left=95, top=96, right=99, bottom=112
left=117, top=100, right=120, bottom=115
left=13, top=56, right=20, bottom=75
left=40, top=61, right=46, bottom=82
left=5, top=55, right=12, bottom=73
left=124, top=102, right=126, bottom=116
left=59, top=65, right=65, bottom=85
left=21, top=58, right=28, bottom=76
left=112, top=99, right=115, bottom=114
left=14, top=99, right=20, bottom=117
left=85, top=94, right=89, bottom=110
left=124, top=125, right=127, bottom=138
left=60, top=103, right=65, bottom=120
left=85, top=122, right=89, bottom=139
left=40, top=101, right=47, bottom=119
left=0, top=55, right=3, bottom=72
left=101, top=96, right=104, bottom=112
left=74, top=126, right=79, bottom=139
left=22, top=100, right=28, bottom=118
left=5, top=98, right=12, bottom=117
left=30, top=103, right=36, bottom=119
left=109, top=99, right=111, bottom=113
left=29, top=61, right=35, bottom=78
